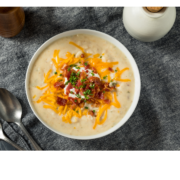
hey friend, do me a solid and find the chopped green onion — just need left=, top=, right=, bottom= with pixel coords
left=54, top=72, right=57, bottom=75
left=84, top=62, right=88, bottom=66
left=85, top=107, right=88, bottom=109
left=115, top=70, right=118, bottom=72
left=68, top=68, right=71, bottom=72
left=76, top=110, right=79, bottom=113
left=93, top=110, right=95, bottom=113
left=100, top=56, right=102, bottom=58
left=103, top=76, right=108, bottom=79
left=76, top=94, right=81, bottom=98
left=75, top=66, right=80, bottom=69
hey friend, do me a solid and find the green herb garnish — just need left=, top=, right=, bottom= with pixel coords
left=76, top=94, right=81, bottom=98
left=84, top=62, right=88, bottom=66
left=68, top=68, right=71, bottom=72
left=103, top=75, right=107, bottom=79
left=115, top=70, right=118, bottom=72
left=59, top=73, right=62, bottom=76
left=100, top=56, right=102, bottom=58
left=76, top=110, right=79, bottom=113
left=91, top=72, right=94, bottom=76
left=75, top=66, right=80, bottom=69
left=75, top=99, right=77, bottom=102
left=65, top=81, right=69, bottom=85
left=93, top=110, right=95, bottom=113
left=90, top=84, right=95, bottom=89
left=85, top=107, right=88, bottom=109
left=54, top=72, right=57, bottom=75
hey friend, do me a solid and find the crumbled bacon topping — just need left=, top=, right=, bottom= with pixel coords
left=108, top=67, right=114, bottom=72
left=57, top=63, right=116, bottom=110
left=57, top=97, right=67, bottom=106
left=88, top=110, right=95, bottom=116
left=54, top=82, right=65, bottom=89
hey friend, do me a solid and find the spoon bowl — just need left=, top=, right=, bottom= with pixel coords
left=0, top=88, right=22, bottom=123
left=0, top=88, right=41, bottom=150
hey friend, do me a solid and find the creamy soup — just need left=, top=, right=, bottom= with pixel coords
left=29, top=34, right=135, bottom=136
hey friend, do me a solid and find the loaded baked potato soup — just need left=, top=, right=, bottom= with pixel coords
left=29, top=34, right=135, bottom=136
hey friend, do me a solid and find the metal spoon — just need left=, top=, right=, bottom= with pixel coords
left=0, top=88, right=42, bottom=150
left=0, top=122, right=24, bottom=150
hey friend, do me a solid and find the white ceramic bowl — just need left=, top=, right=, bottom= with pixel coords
left=25, top=29, right=141, bottom=140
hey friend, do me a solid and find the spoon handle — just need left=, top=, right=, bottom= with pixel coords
left=16, top=122, right=42, bottom=150
left=1, top=135, right=24, bottom=150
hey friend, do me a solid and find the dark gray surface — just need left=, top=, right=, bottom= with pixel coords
left=0, top=7, right=180, bottom=150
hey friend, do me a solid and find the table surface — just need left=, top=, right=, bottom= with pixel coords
left=0, top=7, right=180, bottom=150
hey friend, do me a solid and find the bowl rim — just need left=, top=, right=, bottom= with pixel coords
left=25, top=29, right=141, bottom=140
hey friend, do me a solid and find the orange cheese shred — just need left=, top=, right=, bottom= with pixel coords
left=69, top=41, right=84, bottom=52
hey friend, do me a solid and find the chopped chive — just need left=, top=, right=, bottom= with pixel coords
left=103, top=91, right=105, bottom=93
left=85, top=107, right=88, bottom=109
left=115, top=70, right=118, bottom=72
left=59, top=74, right=62, bottom=76
left=75, top=66, right=80, bottom=69
left=75, top=99, right=77, bottom=102
left=103, top=76, right=108, bottom=79
left=100, top=56, right=102, bottom=58
left=84, top=62, right=88, bottom=66
left=91, top=72, right=94, bottom=76
left=68, top=68, right=71, bottom=72
left=76, top=110, right=79, bottom=113
left=54, top=72, right=57, bottom=75
left=77, top=71, right=80, bottom=76
left=93, top=110, right=95, bottom=113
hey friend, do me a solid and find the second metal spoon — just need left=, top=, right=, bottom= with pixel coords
left=0, top=88, right=41, bottom=150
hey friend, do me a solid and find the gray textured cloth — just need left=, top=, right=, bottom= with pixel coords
left=0, top=7, right=180, bottom=150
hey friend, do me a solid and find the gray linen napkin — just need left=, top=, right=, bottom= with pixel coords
left=0, top=7, right=180, bottom=150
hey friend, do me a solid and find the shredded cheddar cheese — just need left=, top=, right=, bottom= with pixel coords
left=36, top=41, right=131, bottom=129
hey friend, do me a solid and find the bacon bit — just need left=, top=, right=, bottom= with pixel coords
left=80, top=89, right=84, bottom=95
left=57, top=97, right=67, bottom=106
left=79, top=101, right=85, bottom=108
left=69, top=97, right=78, bottom=105
left=76, top=80, right=82, bottom=87
left=54, top=82, right=65, bottom=89
left=80, top=71, right=87, bottom=80
left=104, top=99, right=111, bottom=104
left=63, top=69, right=71, bottom=79
left=86, top=70, right=89, bottom=73
left=75, top=88, right=80, bottom=94
left=103, top=82, right=114, bottom=91
left=91, top=102, right=101, bottom=107
left=83, top=62, right=90, bottom=69
left=92, top=67, right=97, bottom=73
left=85, top=84, right=90, bottom=90
left=66, top=83, right=73, bottom=95
left=108, top=67, right=114, bottom=72
left=99, top=92, right=104, bottom=99
left=81, top=54, right=85, bottom=58
left=89, top=76, right=101, bottom=85
left=88, top=110, right=95, bottom=116
left=70, top=104, right=77, bottom=110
